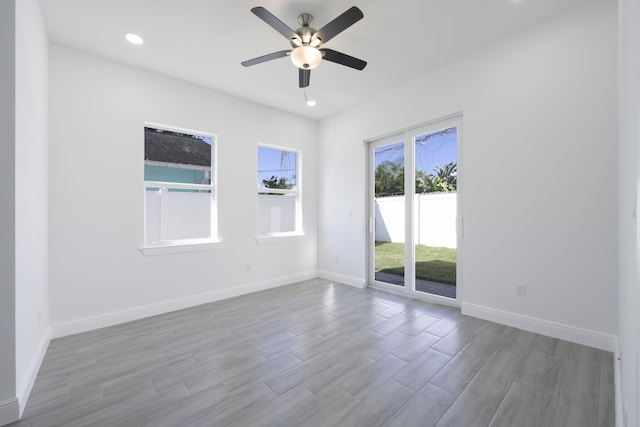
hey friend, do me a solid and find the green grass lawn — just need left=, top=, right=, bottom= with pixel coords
left=375, top=241, right=457, bottom=285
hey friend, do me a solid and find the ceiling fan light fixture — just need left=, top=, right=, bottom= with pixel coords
left=291, top=45, right=321, bottom=69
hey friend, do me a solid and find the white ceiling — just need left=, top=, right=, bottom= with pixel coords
left=39, top=0, right=588, bottom=120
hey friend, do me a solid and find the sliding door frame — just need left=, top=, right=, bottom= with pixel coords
left=367, top=113, right=463, bottom=307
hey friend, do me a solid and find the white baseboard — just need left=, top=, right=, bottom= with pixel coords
left=51, top=271, right=318, bottom=338
left=17, top=327, right=50, bottom=416
left=317, top=270, right=366, bottom=289
left=0, top=397, right=19, bottom=426
left=462, top=302, right=617, bottom=352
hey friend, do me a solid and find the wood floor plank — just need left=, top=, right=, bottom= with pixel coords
left=184, top=383, right=277, bottom=427
left=226, top=384, right=318, bottom=427
left=390, top=331, right=440, bottom=362
left=303, top=353, right=374, bottom=396
left=436, top=379, right=506, bottom=427
left=275, top=387, right=361, bottom=426
left=518, top=349, right=562, bottom=393
left=339, top=353, right=408, bottom=399
left=222, top=352, right=302, bottom=396
left=264, top=351, right=338, bottom=395
left=473, top=348, right=528, bottom=393
left=384, top=383, right=456, bottom=427
left=393, top=349, right=451, bottom=391
left=598, top=351, right=616, bottom=427
left=542, top=350, right=601, bottom=427
left=430, top=349, right=488, bottom=395
left=488, top=381, right=553, bottom=427
left=397, top=314, right=441, bottom=336
left=335, top=379, right=414, bottom=427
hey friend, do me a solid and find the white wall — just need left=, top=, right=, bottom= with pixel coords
left=617, top=0, right=640, bottom=424
left=318, top=0, right=617, bottom=349
left=15, top=0, right=50, bottom=414
left=0, top=0, right=18, bottom=424
left=49, top=46, right=318, bottom=335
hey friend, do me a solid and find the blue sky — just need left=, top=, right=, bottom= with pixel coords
left=374, top=126, right=457, bottom=175
left=257, top=146, right=297, bottom=187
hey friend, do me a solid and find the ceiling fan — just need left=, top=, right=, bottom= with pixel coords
left=241, top=6, right=367, bottom=88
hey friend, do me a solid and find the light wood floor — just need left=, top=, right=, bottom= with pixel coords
left=11, top=279, right=614, bottom=426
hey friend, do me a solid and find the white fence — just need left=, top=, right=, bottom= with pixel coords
left=145, top=191, right=295, bottom=241
left=257, top=194, right=296, bottom=234
left=375, top=192, right=457, bottom=248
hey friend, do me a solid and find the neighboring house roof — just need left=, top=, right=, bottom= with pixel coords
left=144, top=128, right=211, bottom=167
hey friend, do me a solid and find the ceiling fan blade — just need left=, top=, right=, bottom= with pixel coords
left=315, top=6, right=363, bottom=44
left=320, top=49, right=367, bottom=70
left=251, top=7, right=301, bottom=43
left=241, top=50, right=291, bottom=67
left=299, top=69, right=310, bottom=88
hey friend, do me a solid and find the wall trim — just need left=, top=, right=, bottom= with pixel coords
left=51, top=271, right=318, bottom=338
left=17, top=327, right=50, bottom=416
left=462, top=302, right=617, bottom=352
left=0, top=397, right=19, bottom=426
left=317, top=270, right=366, bottom=289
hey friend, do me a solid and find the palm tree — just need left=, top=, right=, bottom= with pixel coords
left=416, top=162, right=457, bottom=193
left=431, top=162, right=457, bottom=192
left=262, top=175, right=292, bottom=189
left=375, top=160, right=404, bottom=197
left=415, top=170, right=436, bottom=193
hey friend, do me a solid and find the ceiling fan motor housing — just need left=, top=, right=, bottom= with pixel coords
left=291, top=14, right=320, bottom=48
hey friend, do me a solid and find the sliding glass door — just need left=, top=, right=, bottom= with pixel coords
left=369, top=116, right=462, bottom=303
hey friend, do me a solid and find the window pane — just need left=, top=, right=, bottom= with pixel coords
left=258, top=146, right=296, bottom=189
left=374, top=140, right=405, bottom=287
left=414, top=126, right=457, bottom=298
left=257, top=146, right=299, bottom=235
left=144, top=126, right=214, bottom=242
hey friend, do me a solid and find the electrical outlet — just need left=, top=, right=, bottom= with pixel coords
left=515, top=283, right=527, bottom=297
left=335, top=256, right=340, bottom=264
left=245, top=265, right=251, bottom=273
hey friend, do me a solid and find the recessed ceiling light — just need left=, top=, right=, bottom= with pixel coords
left=306, top=100, right=317, bottom=107
left=125, top=33, right=144, bottom=45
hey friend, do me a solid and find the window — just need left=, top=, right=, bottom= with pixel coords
left=257, top=145, right=301, bottom=236
left=144, top=124, right=216, bottom=245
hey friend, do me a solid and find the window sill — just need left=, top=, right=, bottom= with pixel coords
left=255, top=232, right=304, bottom=245
left=139, top=239, right=221, bottom=256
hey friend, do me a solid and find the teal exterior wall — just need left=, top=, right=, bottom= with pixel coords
left=144, top=164, right=208, bottom=185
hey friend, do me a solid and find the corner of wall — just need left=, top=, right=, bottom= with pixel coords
left=318, top=270, right=366, bottom=289
left=16, top=327, right=50, bottom=416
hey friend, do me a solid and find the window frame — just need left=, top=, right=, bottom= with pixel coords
left=140, top=122, right=219, bottom=255
left=256, top=143, right=302, bottom=239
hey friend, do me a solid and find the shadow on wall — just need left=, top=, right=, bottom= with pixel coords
left=375, top=202, right=391, bottom=241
